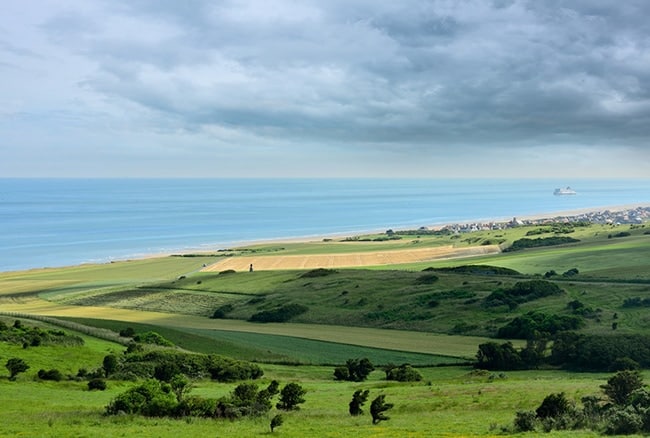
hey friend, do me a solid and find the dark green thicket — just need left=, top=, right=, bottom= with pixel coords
left=504, top=236, right=580, bottom=252
left=249, top=304, right=309, bottom=323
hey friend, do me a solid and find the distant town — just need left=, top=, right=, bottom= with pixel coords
left=426, top=206, right=650, bottom=234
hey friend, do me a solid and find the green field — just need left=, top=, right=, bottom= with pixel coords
left=1, top=221, right=649, bottom=436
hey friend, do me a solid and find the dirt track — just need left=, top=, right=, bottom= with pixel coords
left=202, top=245, right=500, bottom=272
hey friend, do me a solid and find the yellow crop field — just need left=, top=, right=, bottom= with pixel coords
left=202, top=245, right=500, bottom=272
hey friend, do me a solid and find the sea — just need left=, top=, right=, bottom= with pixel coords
left=1, top=178, right=649, bottom=273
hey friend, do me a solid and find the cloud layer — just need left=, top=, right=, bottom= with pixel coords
left=1, top=0, right=649, bottom=177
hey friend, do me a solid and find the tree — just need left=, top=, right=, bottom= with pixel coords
left=370, top=394, right=393, bottom=424
left=102, top=354, right=118, bottom=378
left=276, top=383, right=306, bottom=411
left=349, top=389, right=370, bottom=416
left=601, top=370, right=644, bottom=405
left=6, top=358, right=29, bottom=380
left=270, top=414, right=284, bottom=432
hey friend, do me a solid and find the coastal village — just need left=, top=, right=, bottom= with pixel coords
left=428, top=206, right=650, bottom=234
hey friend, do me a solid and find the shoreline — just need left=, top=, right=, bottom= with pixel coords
left=3, top=202, right=649, bottom=274
left=149, top=202, right=650, bottom=255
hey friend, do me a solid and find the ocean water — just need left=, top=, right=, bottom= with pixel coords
left=1, top=178, right=649, bottom=272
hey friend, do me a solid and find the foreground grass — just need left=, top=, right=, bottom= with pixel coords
left=0, top=362, right=618, bottom=437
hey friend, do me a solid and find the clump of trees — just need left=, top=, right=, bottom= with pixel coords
left=484, top=280, right=564, bottom=309
left=334, top=358, right=374, bottom=382
left=103, top=349, right=263, bottom=382
left=551, top=333, right=650, bottom=371
left=105, top=377, right=304, bottom=420
left=132, top=331, right=174, bottom=347
left=0, top=320, right=84, bottom=347
left=504, top=236, right=580, bottom=252
left=476, top=338, right=549, bottom=371
left=512, top=370, right=650, bottom=435
left=496, top=311, right=584, bottom=339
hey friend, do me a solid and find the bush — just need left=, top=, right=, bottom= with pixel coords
left=106, top=379, right=177, bottom=416
left=484, top=280, right=563, bottom=309
left=414, top=273, right=438, bottom=284
left=497, top=311, right=584, bottom=339
left=211, top=304, right=235, bottom=319
left=536, top=392, right=572, bottom=419
left=385, top=364, right=422, bottom=382
left=119, top=327, right=136, bottom=337
left=604, top=406, right=643, bottom=435
left=514, top=410, right=537, bottom=432
left=300, top=268, right=337, bottom=278
left=219, top=269, right=236, bottom=275
left=249, top=304, right=308, bottom=323
left=132, top=331, right=174, bottom=347
left=37, top=368, right=63, bottom=381
left=504, top=236, right=580, bottom=252
left=88, top=378, right=107, bottom=391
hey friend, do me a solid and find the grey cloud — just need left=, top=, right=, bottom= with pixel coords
left=35, top=0, right=650, bottom=154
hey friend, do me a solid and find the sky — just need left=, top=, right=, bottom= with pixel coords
left=1, top=0, right=649, bottom=178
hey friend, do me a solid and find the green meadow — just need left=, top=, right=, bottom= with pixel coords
left=0, top=221, right=649, bottom=436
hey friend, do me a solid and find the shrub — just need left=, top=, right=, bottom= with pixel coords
left=119, top=327, right=136, bottom=337
left=88, top=378, right=107, bottom=391
left=249, top=304, right=308, bottom=323
left=219, top=269, right=236, bottom=275
left=602, top=370, right=644, bottom=405
left=132, top=331, right=174, bottom=347
left=211, top=304, right=234, bottom=319
left=175, top=396, right=216, bottom=417
left=514, top=410, right=537, bottom=432
left=106, top=379, right=177, bottom=417
left=37, top=368, right=63, bottom=381
left=300, top=268, right=337, bottom=278
left=270, top=414, right=284, bottom=432
left=385, top=364, right=422, bottom=382
left=497, top=311, right=584, bottom=339
left=415, top=273, right=439, bottom=284
left=504, top=236, right=580, bottom=252
left=604, top=406, right=643, bottom=435
left=536, top=392, right=572, bottom=420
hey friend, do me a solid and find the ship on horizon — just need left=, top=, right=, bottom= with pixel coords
left=554, top=186, right=577, bottom=195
